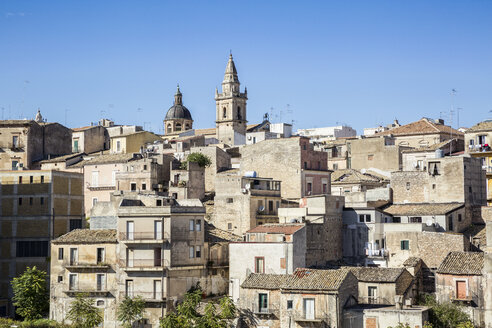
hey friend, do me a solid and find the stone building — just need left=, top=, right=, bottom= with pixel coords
left=349, top=267, right=415, bottom=306
left=239, top=268, right=358, bottom=328
left=229, top=224, right=306, bottom=302
left=187, top=146, right=231, bottom=192
left=213, top=170, right=282, bottom=235
left=110, top=131, right=161, bottom=154
left=331, top=168, right=389, bottom=195
left=163, top=86, right=193, bottom=135
left=240, top=136, right=331, bottom=199
left=347, top=136, right=410, bottom=172
left=215, top=54, right=247, bottom=146
left=38, top=153, right=85, bottom=172
left=72, top=125, right=110, bottom=154
left=482, top=206, right=492, bottom=328
left=343, top=304, right=429, bottom=328
left=0, top=170, right=84, bottom=317
left=0, top=119, right=72, bottom=170
left=297, top=125, right=357, bottom=142
left=391, top=156, right=486, bottom=223
left=324, top=139, right=349, bottom=170
left=50, top=229, right=119, bottom=327
left=373, top=117, right=463, bottom=148
left=168, top=160, right=205, bottom=200
left=465, top=120, right=492, bottom=205
left=401, top=138, right=463, bottom=171
left=435, top=251, right=485, bottom=326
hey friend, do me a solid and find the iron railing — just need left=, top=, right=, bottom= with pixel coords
left=119, top=259, right=170, bottom=268
left=119, top=232, right=170, bottom=241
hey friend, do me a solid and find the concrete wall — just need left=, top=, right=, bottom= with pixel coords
left=348, top=137, right=408, bottom=172
left=188, top=146, right=231, bottom=192
left=72, top=126, right=109, bottom=154
left=482, top=207, right=492, bottom=328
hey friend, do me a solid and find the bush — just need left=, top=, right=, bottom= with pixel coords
left=419, top=294, right=472, bottom=328
left=0, top=318, right=72, bottom=328
left=184, top=153, right=212, bottom=168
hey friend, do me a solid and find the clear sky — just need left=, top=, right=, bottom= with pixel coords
left=1, top=0, right=491, bottom=134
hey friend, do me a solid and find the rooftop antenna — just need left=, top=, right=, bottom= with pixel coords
left=137, top=108, right=143, bottom=127
left=64, top=109, right=70, bottom=126
left=456, top=107, right=462, bottom=129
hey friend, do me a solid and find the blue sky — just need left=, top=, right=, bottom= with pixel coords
left=1, top=1, right=491, bottom=134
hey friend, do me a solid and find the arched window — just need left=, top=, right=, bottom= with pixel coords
left=167, top=124, right=172, bottom=134
left=175, top=123, right=182, bottom=131
left=223, top=107, right=227, bottom=119
left=237, top=106, right=242, bottom=120
left=185, top=124, right=190, bottom=130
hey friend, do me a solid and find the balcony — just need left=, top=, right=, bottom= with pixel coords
left=8, top=142, right=25, bottom=152
left=469, top=144, right=492, bottom=153
left=119, top=292, right=166, bottom=303
left=292, top=310, right=329, bottom=323
left=249, top=303, right=278, bottom=316
left=119, top=259, right=169, bottom=271
left=65, top=283, right=110, bottom=296
left=364, top=248, right=389, bottom=259
left=170, top=181, right=187, bottom=187
left=64, top=259, right=112, bottom=272
left=119, top=232, right=170, bottom=244
left=359, top=296, right=393, bottom=305
left=87, top=184, right=116, bottom=191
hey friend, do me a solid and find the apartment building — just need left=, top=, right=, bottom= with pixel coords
left=168, top=160, right=205, bottom=200
left=110, top=131, right=161, bottom=154
left=72, top=125, right=110, bottom=154
left=0, top=170, right=84, bottom=317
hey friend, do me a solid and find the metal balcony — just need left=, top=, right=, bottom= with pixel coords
left=119, top=259, right=169, bottom=271
left=119, top=232, right=170, bottom=244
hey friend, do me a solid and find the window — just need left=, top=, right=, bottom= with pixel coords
left=226, top=198, right=233, bottom=203
left=228, top=223, right=232, bottom=230
left=58, top=248, right=64, bottom=260
left=303, top=298, right=315, bottom=320
left=268, top=200, right=274, bottom=213
left=12, top=135, right=19, bottom=148
left=97, top=248, right=105, bottom=264
left=154, top=280, right=162, bottom=300
left=406, top=182, right=410, bottom=190
left=154, top=220, right=163, bottom=239
left=432, top=184, right=436, bottom=189
left=16, top=241, right=48, bottom=257
left=258, top=293, right=268, bottom=313
left=478, top=135, right=486, bottom=144
left=96, top=274, right=105, bottom=291
left=143, top=164, right=147, bottom=170
left=125, top=280, right=134, bottom=298
left=116, top=140, right=121, bottom=152
left=428, top=161, right=441, bottom=175
left=255, top=257, right=265, bottom=273
left=322, top=183, right=327, bottom=193
left=92, top=198, right=98, bottom=206
left=400, top=240, right=410, bottom=250
left=142, top=183, right=146, bottom=190
left=458, top=214, right=462, bottom=222
left=304, top=162, right=307, bottom=169
left=196, top=245, right=201, bottom=258
left=70, top=248, right=78, bottom=265
left=287, top=300, right=293, bottom=310
left=58, top=276, right=63, bottom=283
left=410, top=217, right=422, bottom=223
left=368, top=286, right=378, bottom=304
left=189, top=220, right=195, bottom=231
left=73, top=139, right=79, bottom=153
left=156, top=199, right=162, bottom=206
left=96, top=300, right=105, bottom=307
left=469, top=139, right=474, bottom=146
left=189, top=246, right=195, bottom=258
left=333, top=163, right=338, bottom=170
left=29, top=176, right=33, bottom=184
left=18, top=176, right=22, bottom=184
left=69, top=274, right=77, bottom=290
left=368, top=154, right=374, bottom=161
left=448, top=215, right=454, bottom=231
left=91, top=171, right=99, bottom=187
left=12, top=160, right=18, bottom=170
left=131, top=183, right=136, bottom=191
left=393, top=217, right=401, bottom=223
left=196, top=220, right=201, bottom=232
left=223, top=107, right=227, bottom=118
left=18, top=197, right=22, bottom=206
left=359, top=214, right=371, bottom=223
left=40, top=197, right=44, bottom=205
left=307, top=182, right=312, bottom=194
left=70, top=219, right=82, bottom=231
left=29, top=197, right=33, bottom=205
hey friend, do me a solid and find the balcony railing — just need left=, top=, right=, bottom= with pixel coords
left=64, top=258, right=112, bottom=271
left=292, top=310, right=329, bottom=323
left=87, top=184, right=116, bottom=191
left=8, top=142, right=25, bottom=151
left=364, top=248, right=389, bottom=258
left=119, top=259, right=169, bottom=270
left=119, top=292, right=166, bottom=302
left=65, top=283, right=110, bottom=296
left=119, top=232, right=170, bottom=242
left=469, top=144, right=491, bottom=153
left=249, top=303, right=279, bottom=316
left=170, top=181, right=187, bottom=187
left=359, top=296, right=393, bottom=305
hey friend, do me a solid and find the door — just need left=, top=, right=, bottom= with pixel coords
left=456, top=281, right=467, bottom=299
left=154, top=280, right=162, bottom=300
left=127, top=249, right=134, bottom=267
left=154, top=248, right=162, bottom=267
left=70, top=248, right=78, bottom=265
left=127, top=221, right=134, bottom=240
left=258, top=293, right=268, bottom=313
left=368, top=286, right=378, bottom=304
left=154, top=220, right=163, bottom=239
left=304, top=298, right=315, bottom=320
left=91, top=171, right=99, bottom=187
left=125, top=280, right=134, bottom=298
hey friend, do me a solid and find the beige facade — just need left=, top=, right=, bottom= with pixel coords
left=483, top=207, right=492, bottom=328
left=0, top=170, right=84, bottom=317
left=240, top=136, right=331, bottom=199
left=110, top=131, right=161, bottom=154
left=324, top=139, right=349, bottom=170
left=0, top=120, right=72, bottom=170
left=168, top=161, right=205, bottom=201
left=187, top=146, right=231, bottom=192
left=213, top=170, right=282, bottom=236
left=72, top=125, right=110, bottom=154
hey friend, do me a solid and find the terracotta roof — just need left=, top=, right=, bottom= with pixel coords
left=72, top=126, right=100, bottom=132
left=53, top=229, right=117, bottom=244
left=383, top=202, right=464, bottom=216
left=241, top=268, right=351, bottom=291
left=0, top=119, right=35, bottom=125
left=437, top=251, right=484, bottom=275
left=331, top=169, right=387, bottom=184
left=194, top=128, right=217, bottom=136
left=376, top=118, right=463, bottom=137
left=38, top=152, right=85, bottom=164
left=241, top=274, right=289, bottom=289
left=246, top=224, right=304, bottom=235
left=70, top=153, right=140, bottom=168
left=402, top=139, right=457, bottom=153
left=350, top=267, right=406, bottom=283
left=466, top=120, right=492, bottom=133
left=403, top=257, right=422, bottom=267
left=205, top=222, right=242, bottom=243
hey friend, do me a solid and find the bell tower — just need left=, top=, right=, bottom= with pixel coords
left=215, top=53, right=247, bottom=145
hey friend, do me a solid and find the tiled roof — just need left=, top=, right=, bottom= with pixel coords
left=437, top=251, right=484, bottom=275
left=70, top=153, right=140, bottom=168
left=403, top=257, right=422, bottom=267
left=350, top=267, right=406, bottom=283
left=402, top=139, right=457, bottom=153
left=38, top=152, right=85, bottom=164
left=241, top=268, right=351, bottom=291
left=73, top=126, right=99, bottom=132
left=0, top=119, right=35, bottom=125
left=376, top=118, right=463, bottom=137
left=194, top=128, right=217, bottom=136
left=53, top=229, right=117, bottom=244
left=383, top=202, right=464, bottom=216
left=462, top=224, right=486, bottom=247
left=246, top=224, right=304, bottom=235
left=241, top=274, right=289, bottom=290
left=331, top=169, right=387, bottom=184
left=466, top=120, right=492, bottom=133
left=205, top=222, right=242, bottom=243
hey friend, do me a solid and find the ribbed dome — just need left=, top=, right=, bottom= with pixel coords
left=165, top=85, right=193, bottom=121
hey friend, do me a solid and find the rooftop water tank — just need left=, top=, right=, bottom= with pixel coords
left=435, top=149, right=444, bottom=158
left=244, top=171, right=257, bottom=178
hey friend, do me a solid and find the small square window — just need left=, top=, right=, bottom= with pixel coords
left=226, top=198, right=233, bottom=204
left=400, top=240, right=410, bottom=250
left=142, top=183, right=146, bottom=191
left=228, top=223, right=232, bottom=230
left=58, top=276, right=63, bottom=283
left=156, top=199, right=162, bottom=206
left=287, top=300, right=293, bottom=309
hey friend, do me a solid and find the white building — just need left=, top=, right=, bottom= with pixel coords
left=297, top=125, right=356, bottom=141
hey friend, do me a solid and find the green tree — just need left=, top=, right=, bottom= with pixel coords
left=419, top=294, right=472, bottom=328
left=160, top=286, right=236, bottom=328
left=117, top=296, right=146, bottom=328
left=67, top=294, right=103, bottom=328
left=183, top=153, right=212, bottom=169
left=11, top=266, right=49, bottom=320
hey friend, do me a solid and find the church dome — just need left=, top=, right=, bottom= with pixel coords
left=165, top=85, right=193, bottom=121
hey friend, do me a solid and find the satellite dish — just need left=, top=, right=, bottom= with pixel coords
left=258, top=205, right=265, bottom=212
left=361, top=168, right=366, bottom=174
left=241, top=188, right=248, bottom=194
left=245, top=183, right=251, bottom=190
left=426, top=219, right=433, bottom=227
